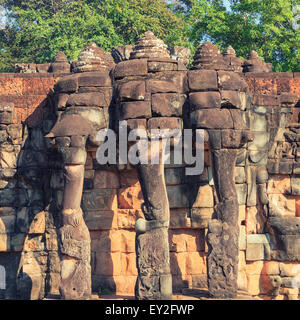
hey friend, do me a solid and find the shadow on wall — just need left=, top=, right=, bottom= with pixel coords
left=0, top=91, right=60, bottom=299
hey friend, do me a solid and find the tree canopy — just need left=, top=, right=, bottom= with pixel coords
left=0, top=0, right=299, bottom=72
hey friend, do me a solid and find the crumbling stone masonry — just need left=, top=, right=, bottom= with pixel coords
left=0, top=31, right=299, bottom=300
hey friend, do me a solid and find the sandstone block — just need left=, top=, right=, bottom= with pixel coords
left=221, top=129, right=243, bottom=148
left=118, top=80, right=146, bottom=101
left=147, top=60, right=177, bottom=72
left=190, top=207, right=213, bottom=228
left=114, top=275, right=137, bottom=296
left=110, top=229, right=136, bottom=253
left=191, top=109, right=234, bottom=129
left=170, top=252, right=187, bottom=276
left=188, top=70, right=218, bottom=91
left=217, top=71, right=248, bottom=91
left=236, top=183, right=247, bottom=205
left=191, top=184, right=214, bottom=208
left=268, top=194, right=295, bottom=216
left=28, top=211, right=45, bottom=234
left=152, top=93, right=186, bottom=116
left=170, top=209, right=191, bottom=229
left=77, top=71, right=111, bottom=87
left=117, top=186, right=143, bottom=209
left=117, top=209, right=143, bottom=229
left=239, top=225, right=246, bottom=250
left=220, top=90, right=243, bottom=109
left=66, top=92, right=108, bottom=107
left=164, top=168, right=184, bottom=185
left=114, top=59, right=148, bottom=78
left=147, top=117, right=183, bottom=130
left=0, top=213, right=11, bottom=233
left=93, top=170, right=120, bottom=189
left=55, top=75, right=78, bottom=93
left=252, top=94, right=279, bottom=107
left=267, top=175, right=291, bottom=194
left=0, top=105, right=14, bottom=125
left=246, top=206, right=265, bottom=234
left=169, top=229, right=205, bottom=253
left=146, top=71, right=188, bottom=93
left=126, top=119, right=147, bottom=131
left=120, top=101, right=151, bottom=119
left=82, top=189, right=117, bottom=211
left=166, top=185, right=189, bottom=208
left=235, top=167, right=246, bottom=183
left=246, top=234, right=271, bottom=261
left=185, top=252, right=206, bottom=275
left=0, top=232, right=10, bottom=251
left=189, top=92, right=221, bottom=110
left=291, top=175, right=300, bottom=195
left=0, top=150, right=17, bottom=169
left=85, top=210, right=117, bottom=230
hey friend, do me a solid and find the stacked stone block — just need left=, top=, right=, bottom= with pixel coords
left=0, top=39, right=300, bottom=300
left=47, top=42, right=113, bottom=299
left=188, top=41, right=253, bottom=298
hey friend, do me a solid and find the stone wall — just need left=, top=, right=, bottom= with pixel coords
left=0, top=67, right=300, bottom=299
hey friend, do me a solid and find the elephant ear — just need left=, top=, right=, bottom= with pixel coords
left=45, top=114, right=95, bottom=138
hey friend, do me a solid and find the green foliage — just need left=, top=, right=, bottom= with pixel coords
left=172, top=0, right=300, bottom=71
left=0, top=0, right=299, bottom=72
left=0, top=0, right=188, bottom=71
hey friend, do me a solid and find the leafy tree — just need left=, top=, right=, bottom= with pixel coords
left=171, top=0, right=300, bottom=71
left=0, top=0, right=188, bottom=71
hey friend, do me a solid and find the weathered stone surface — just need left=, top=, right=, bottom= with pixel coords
left=191, top=109, right=234, bottom=129
left=220, top=90, right=243, bottom=109
left=268, top=216, right=300, bottom=235
left=120, top=101, right=151, bottom=120
left=152, top=93, right=186, bottom=117
left=147, top=117, right=183, bottom=130
left=0, top=104, right=14, bottom=124
left=192, top=42, right=224, bottom=69
left=73, top=42, right=112, bottom=73
left=77, top=71, right=111, bottom=88
left=188, top=70, right=218, bottom=91
left=148, top=61, right=177, bottom=72
left=167, top=185, right=189, bottom=209
left=66, top=92, right=108, bottom=107
left=189, top=92, right=221, bottom=110
left=246, top=234, right=271, bottom=261
left=55, top=74, right=78, bottom=93
left=191, top=184, right=214, bottom=208
left=252, top=94, right=279, bottom=107
left=218, top=71, right=248, bottom=92
left=221, top=130, right=243, bottom=148
left=268, top=194, right=295, bottom=217
left=118, top=81, right=146, bottom=101
left=243, top=50, right=272, bottom=73
left=146, top=72, right=188, bottom=94
left=190, top=207, right=213, bottom=228
left=82, top=189, right=117, bottom=211
left=130, top=31, right=170, bottom=60
left=114, top=59, right=148, bottom=78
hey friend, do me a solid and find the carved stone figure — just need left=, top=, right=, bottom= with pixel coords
left=114, top=31, right=187, bottom=299
left=46, top=45, right=113, bottom=299
left=188, top=42, right=253, bottom=298
left=243, top=50, right=272, bottom=73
